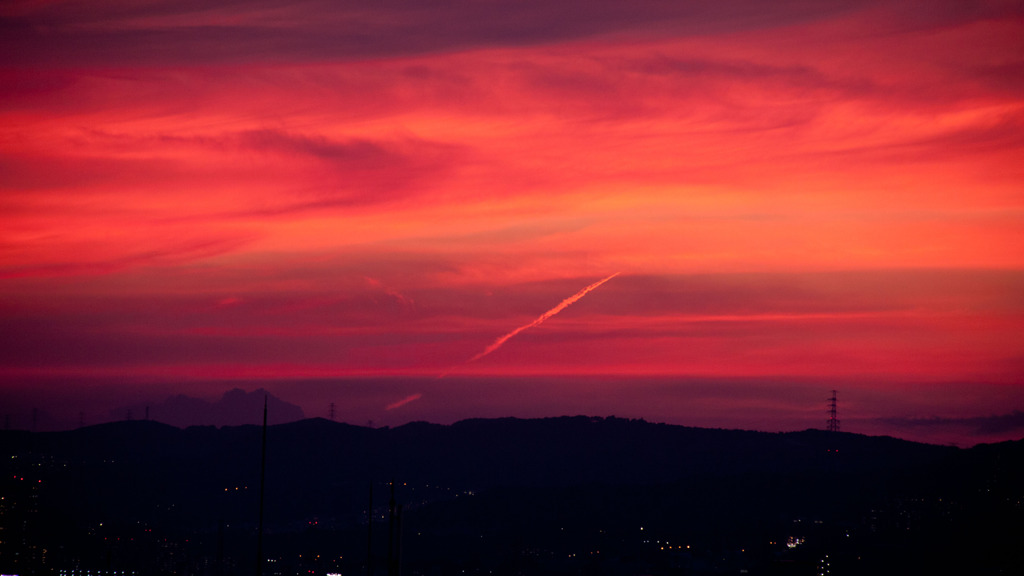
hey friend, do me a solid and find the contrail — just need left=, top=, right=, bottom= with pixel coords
left=466, top=273, right=620, bottom=365
left=385, top=393, right=422, bottom=411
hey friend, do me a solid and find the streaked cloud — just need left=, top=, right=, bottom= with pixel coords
left=877, top=411, right=1024, bottom=436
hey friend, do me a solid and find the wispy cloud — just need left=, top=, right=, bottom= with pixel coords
left=0, top=1, right=894, bottom=68
left=1, top=0, right=1021, bottom=447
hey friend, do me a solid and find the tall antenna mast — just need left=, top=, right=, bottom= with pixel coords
left=827, top=390, right=840, bottom=433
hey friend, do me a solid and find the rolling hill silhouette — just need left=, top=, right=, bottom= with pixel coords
left=2, top=416, right=1021, bottom=575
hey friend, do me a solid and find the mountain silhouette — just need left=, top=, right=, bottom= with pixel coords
left=112, top=387, right=304, bottom=428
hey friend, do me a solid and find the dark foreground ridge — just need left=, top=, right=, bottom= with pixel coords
left=2, top=416, right=1022, bottom=575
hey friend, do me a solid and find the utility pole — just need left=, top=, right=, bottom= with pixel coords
left=256, top=396, right=268, bottom=576
left=387, top=481, right=395, bottom=575
left=387, top=480, right=402, bottom=576
left=367, top=482, right=374, bottom=576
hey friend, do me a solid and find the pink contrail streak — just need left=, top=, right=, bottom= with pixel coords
left=385, top=393, right=423, bottom=410
left=467, top=273, right=620, bottom=364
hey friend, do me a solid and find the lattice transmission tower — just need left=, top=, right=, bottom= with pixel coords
left=827, top=390, right=840, bottom=433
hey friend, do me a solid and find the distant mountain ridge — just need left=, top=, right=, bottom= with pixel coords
left=111, top=387, right=305, bottom=428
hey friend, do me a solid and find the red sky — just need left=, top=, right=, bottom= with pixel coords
left=2, top=0, right=1022, bottom=444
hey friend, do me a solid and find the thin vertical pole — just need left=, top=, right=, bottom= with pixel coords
left=218, top=519, right=225, bottom=576
left=256, top=395, right=268, bottom=576
left=387, top=480, right=395, bottom=576
left=367, top=482, right=374, bottom=576
left=395, top=503, right=402, bottom=576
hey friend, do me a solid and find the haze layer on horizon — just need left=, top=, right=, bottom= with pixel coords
left=3, top=376, right=1023, bottom=449
left=1, top=1, right=1022, bottom=447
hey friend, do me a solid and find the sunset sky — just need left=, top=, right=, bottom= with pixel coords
left=2, top=0, right=1022, bottom=445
